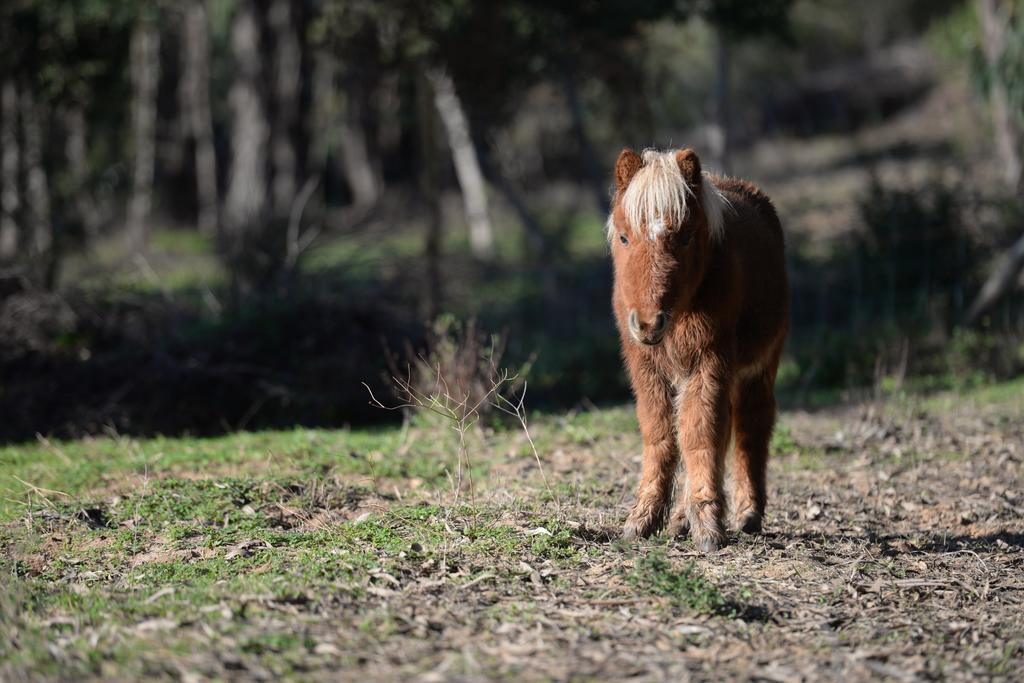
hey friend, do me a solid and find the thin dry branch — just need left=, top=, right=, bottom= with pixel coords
left=492, top=381, right=551, bottom=496
left=364, top=350, right=545, bottom=504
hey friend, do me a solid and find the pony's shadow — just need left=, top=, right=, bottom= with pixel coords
left=569, top=523, right=777, bottom=623
left=572, top=525, right=620, bottom=544
left=761, top=529, right=1024, bottom=555
left=575, top=522, right=1024, bottom=555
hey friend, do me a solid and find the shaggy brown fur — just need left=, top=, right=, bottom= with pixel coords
left=609, top=148, right=789, bottom=551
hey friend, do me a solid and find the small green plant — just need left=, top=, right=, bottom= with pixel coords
left=628, top=551, right=728, bottom=614
left=529, top=525, right=577, bottom=561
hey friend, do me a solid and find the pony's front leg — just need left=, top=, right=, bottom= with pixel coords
left=667, top=352, right=731, bottom=551
left=622, top=360, right=679, bottom=540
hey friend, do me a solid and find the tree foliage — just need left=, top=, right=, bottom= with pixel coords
left=0, top=0, right=141, bottom=104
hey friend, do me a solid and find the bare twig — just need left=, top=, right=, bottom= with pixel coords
left=459, top=573, right=496, bottom=590
left=493, top=381, right=551, bottom=497
left=365, top=320, right=547, bottom=505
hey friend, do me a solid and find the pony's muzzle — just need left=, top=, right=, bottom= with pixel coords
left=628, top=309, right=667, bottom=345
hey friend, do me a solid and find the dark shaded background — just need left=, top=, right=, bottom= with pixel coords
left=0, top=0, right=1022, bottom=442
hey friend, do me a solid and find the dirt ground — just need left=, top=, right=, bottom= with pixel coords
left=3, top=387, right=1023, bottom=682
left=346, top=398, right=1024, bottom=682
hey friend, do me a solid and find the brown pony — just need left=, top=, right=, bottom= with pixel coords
left=608, top=147, right=789, bottom=551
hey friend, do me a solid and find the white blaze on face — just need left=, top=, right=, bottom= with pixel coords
left=648, top=217, right=667, bottom=239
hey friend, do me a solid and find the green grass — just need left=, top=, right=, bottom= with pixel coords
left=628, top=550, right=728, bottom=614
left=920, top=374, right=1024, bottom=413
left=60, top=228, right=224, bottom=294
left=0, top=427, right=459, bottom=524
left=3, top=378, right=1023, bottom=679
left=0, top=401, right=669, bottom=678
left=0, top=471, right=588, bottom=678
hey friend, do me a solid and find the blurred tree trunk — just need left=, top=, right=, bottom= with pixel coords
left=223, top=0, right=270, bottom=296
left=338, top=76, right=380, bottom=209
left=561, top=63, right=609, bottom=216
left=309, top=54, right=335, bottom=189
left=967, top=234, right=1024, bottom=324
left=376, top=73, right=401, bottom=163
left=181, top=0, right=219, bottom=236
left=417, top=70, right=443, bottom=321
left=490, top=170, right=545, bottom=258
left=476, top=145, right=547, bottom=256
left=480, top=151, right=558, bottom=299
left=311, top=56, right=379, bottom=210
left=127, top=18, right=160, bottom=253
left=0, top=79, right=19, bottom=260
left=966, top=0, right=1023, bottom=324
left=710, top=28, right=733, bottom=175
left=20, top=87, right=53, bottom=286
left=268, top=0, right=300, bottom=223
left=425, top=67, right=495, bottom=261
left=64, top=106, right=101, bottom=238
left=977, top=0, right=1023, bottom=190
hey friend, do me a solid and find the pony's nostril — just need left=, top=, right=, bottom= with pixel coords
left=628, top=309, right=668, bottom=344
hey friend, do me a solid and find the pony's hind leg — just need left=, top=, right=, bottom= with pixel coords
left=730, top=368, right=778, bottom=534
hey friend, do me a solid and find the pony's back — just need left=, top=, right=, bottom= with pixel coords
left=713, top=176, right=783, bottom=239
left=708, top=174, right=789, bottom=368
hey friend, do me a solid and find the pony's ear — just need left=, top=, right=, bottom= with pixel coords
left=675, top=148, right=702, bottom=187
left=614, top=148, right=642, bottom=193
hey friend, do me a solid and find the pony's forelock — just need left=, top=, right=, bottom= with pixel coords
left=607, top=149, right=729, bottom=243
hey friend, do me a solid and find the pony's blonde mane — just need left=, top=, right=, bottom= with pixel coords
left=607, top=149, right=729, bottom=243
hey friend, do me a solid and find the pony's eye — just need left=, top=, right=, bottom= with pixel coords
left=679, top=231, right=692, bottom=246
left=619, top=234, right=629, bottom=246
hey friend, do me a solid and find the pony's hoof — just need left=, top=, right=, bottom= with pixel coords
left=622, top=510, right=664, bottom=540
left=622, top=499, right=667, bottom=540
left=739, top=515, right=762, bottom=534
left=731, top=509, right=763, bottom=534
left=666, top=515, right=690, bottom=538
left=691, top=529, right=726, bottom=552
left=697, top=536, right=721, bottom=553
left=690, top=518, right=727, bottom=552
left=622, top=518, right=656, bottom=540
